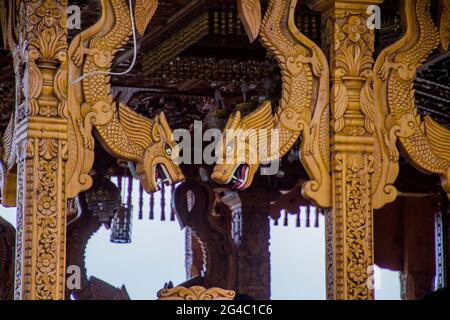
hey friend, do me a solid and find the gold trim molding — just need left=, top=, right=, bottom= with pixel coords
left=158, top=286, right=236, bottom=300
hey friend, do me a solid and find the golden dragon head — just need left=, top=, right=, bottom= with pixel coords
left=211, top=101, right=274, bottom=190
left=136, top=112, right=184, bottom=193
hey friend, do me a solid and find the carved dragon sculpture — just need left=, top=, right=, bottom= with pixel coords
left=67, top=0, right=184, bottom=197
left=375, top=0, right=450, bottom=199
left=211, top=0, right=331, bottom=208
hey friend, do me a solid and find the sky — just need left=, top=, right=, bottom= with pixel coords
left=0, top=179, right=401, bottom=300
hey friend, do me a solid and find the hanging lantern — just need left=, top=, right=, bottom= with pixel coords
left=110, top=205, right=133, bottom=244
left=85, top=176, right=120, bottom=224
left=111, top=173, right=133, bottom=244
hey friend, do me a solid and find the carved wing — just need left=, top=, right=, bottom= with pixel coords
left=241, top=101, right=274, bottom=131
left=237, top=0, right=262, bottom=43
left=28, top=61, right=43, bottom=100
left=118, top=103, right=154, bottom=149
left=424, top=117, right=450, bottom=162
left=134, top=0, right=158, bottom=36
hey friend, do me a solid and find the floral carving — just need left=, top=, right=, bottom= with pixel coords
left=323, top=4, right=378, bottom=300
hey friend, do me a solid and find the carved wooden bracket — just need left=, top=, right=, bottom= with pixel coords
left=374, top=0, right=450, bottom=200
left=213, top=0, right=331, bottom=208
left=67, top=0, right=184, bottom=198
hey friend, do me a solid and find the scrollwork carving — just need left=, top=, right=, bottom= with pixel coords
left=158, top=285, right=236, bottom=300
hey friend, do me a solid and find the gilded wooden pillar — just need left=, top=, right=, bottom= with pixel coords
left=312, top=0, right=382, bottom=300
left=13, top=0, right=69, bottom=300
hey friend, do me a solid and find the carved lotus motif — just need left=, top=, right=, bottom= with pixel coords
left=37, top=197, right=56, bottom=216
left=349, top=209, right=365, bottom=228
left=348, top=263, right=366, bottom=283
left=37, top=253, right=56, bottom=274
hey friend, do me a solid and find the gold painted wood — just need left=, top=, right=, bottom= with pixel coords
left=134, top=0, right=158, bottom=36
left=212, top=0, right=331, bottom=208
left=311, top=0, right=384, bottom=300
left=375, top=0, right=450, bottom=199
left=1, top=0, right=70, bottom=300
left=158, top=286, right=236, bottom=300
left=68, top=0, right=184, bottom=195
left=0, top=0, right=183, bottom=300
left=237, top=0, right=262, bottom=43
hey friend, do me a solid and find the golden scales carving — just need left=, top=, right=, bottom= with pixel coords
left=0, top=0, right=449, bottom=300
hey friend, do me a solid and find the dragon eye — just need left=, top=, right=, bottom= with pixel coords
left=164, top=144, right=172, bottom=156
